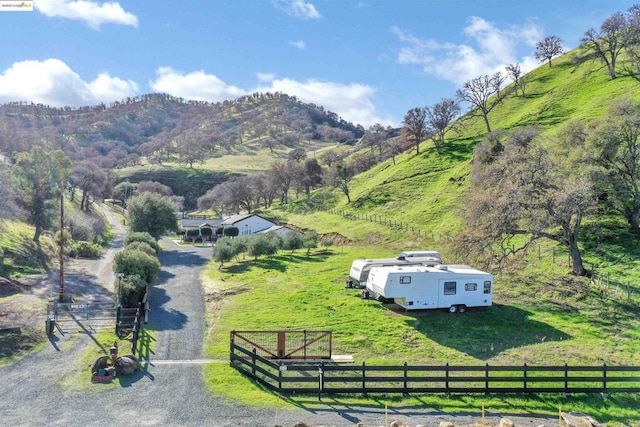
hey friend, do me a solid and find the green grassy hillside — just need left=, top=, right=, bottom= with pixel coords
left=323, top=53, right=640, bottom=235
left=201, top=53, right=640, bottom=423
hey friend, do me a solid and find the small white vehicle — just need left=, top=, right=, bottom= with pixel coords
left=365, top=264, right=493, bottom=312
left=348, top=255, right=440, bottom=288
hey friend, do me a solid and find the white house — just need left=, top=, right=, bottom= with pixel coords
left=259, top=224, right=300, bottom=239
left=221, top=214, right=276, bottom=236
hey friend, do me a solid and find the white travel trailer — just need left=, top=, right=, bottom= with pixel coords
left=348, top=255, right=440, bottom=288
left=397, top=250, right=442, bottom=261
left=365, top=264, right=493, bottom=312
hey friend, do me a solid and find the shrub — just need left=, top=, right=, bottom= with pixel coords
left=248, top=232, right=281, bottom=260
left=118, top=274, right=147, bottom=308
left=303, top=230, right=319, bottom=255
left=65, top=209, right=106, bottom=242
left=213, top=237, right=234, bottom=268
left=125, top=241, right=157, bottom=257
left=114, top=248, right=160, bottom=285
left=200, top=227, right=213, bottom=240
left=231, top=235, right=249, bottom=260
left=185, top=228, right=200, bottom=242
left=126, top=232, right=161, bottom=254
left=223, top=226, right=239, bottom=237
left=68, top=240, right=102, bottom=258
left=282, top=232, right=304, bottom=253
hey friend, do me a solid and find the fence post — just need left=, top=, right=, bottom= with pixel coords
left=485, top=363, right=489, bottom=393
left=115, top=305, right=121, bottom=335
left=627, top=283, right=631, bottom=302
left=523, top=363, right=527, bottom=391
left=318, top=362, right=324, bottom=401
left=230, top=331, right=235, bottom=362
left=278, top=363, right=283, bottom=391
left=403, top=361, right=408, bottom=396
left=602, top=362, right=607, bottom=393
left=252, top=348, right=257, bottom=376
left=564, top=362, right=569, bottom=393
left=362, top=361, right=366, bottom=395
left=445, top=363, right=450, bottom=396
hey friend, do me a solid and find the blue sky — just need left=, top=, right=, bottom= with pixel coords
left=0, top=0, right=633, bottom=127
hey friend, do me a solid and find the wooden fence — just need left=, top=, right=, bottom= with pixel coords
left=230, top=341, right=640, bottom=399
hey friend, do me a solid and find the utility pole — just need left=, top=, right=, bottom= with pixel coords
left=59, top=193, right=64, bottom=302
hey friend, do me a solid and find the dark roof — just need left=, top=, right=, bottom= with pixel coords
left=221, top=214, right=256, bottom=225
left=180, top=219, right=223, bottom=229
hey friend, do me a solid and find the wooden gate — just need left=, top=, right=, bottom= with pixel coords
left=51, top=301, right=116, bottom=333
left=230, top=330, right=332, bottom=360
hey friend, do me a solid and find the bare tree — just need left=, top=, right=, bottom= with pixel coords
left=505, top=63, right=530, bottom=97
left=71, top=160, right=107, bottom=211
left=402, top=107, right=429, bottom=155
left=581, top=12, right=633, bottom=80
left=426, top=98, right=461, bottom=155
left=456, top=74, right=507, bottom=133
left=325, top=161, right=355, bottom=203
left=535, top=36, right=564, bottom=67
left=359, top=123, right=388, bottom=156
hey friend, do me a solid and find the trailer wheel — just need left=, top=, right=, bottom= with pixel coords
left=448, top=305, right=457, bottom=313
left=458, top=305, right=466, bottom=313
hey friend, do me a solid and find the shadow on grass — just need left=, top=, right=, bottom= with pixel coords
left=275, top=393, right=558, bottom=423
left=224, top=253, right=330, bottom=274
left=275, top=391, right=640, bottom=424
left=398, top=304, right=571, bottom=360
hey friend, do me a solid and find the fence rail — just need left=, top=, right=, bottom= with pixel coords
left=230, top=342, right=640, bottom=398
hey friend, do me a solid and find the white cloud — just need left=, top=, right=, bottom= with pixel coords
left=0, top=59, right=138, bottom=106
left=35, top=0, right=138, bottom=29
left=149, top=67, right=247, bottom=102
left=87, top=72, right=140, bottom=101
left=257, top=78, right=394, bottom=127
left=393, top=17, right=543, bottom=85
left=257, top=72, right=276, bottom=82
left=272, top=0, right=321, bottom=19
left=289, top=40, right=306, bottom=49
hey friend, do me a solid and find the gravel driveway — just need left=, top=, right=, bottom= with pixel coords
left=0, top=208, right=563, bottom=426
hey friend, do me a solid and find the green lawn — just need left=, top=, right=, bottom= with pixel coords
left=201, top=243, right=640, bottom=424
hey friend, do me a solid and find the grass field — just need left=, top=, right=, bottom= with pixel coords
left=201, top=225, right=640, bottom=423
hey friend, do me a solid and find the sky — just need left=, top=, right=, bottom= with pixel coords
left=0, top=0, right=635, bottom=128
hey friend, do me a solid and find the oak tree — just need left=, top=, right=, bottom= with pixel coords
left=535, top=36, right=564, bottom=67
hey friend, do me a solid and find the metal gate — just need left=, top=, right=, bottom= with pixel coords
left=231, top=330, right=332, bottom=360
left=50, top=301, right=116, bottom=333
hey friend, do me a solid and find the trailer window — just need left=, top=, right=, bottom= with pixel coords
left=400, top=276, right=411, bottom=284
left=444, top=281, right=456, bottom=295
left=484, top=281, right=492, bottom=294
left=465, top=283, right=477, bottom=291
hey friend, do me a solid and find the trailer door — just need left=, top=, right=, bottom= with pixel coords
left=438, top=279, right=458, bottom=309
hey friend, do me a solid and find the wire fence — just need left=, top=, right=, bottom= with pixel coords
left=320, top=208, right=640, bottom=307
left=320, top=207, right=451, bottom=242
